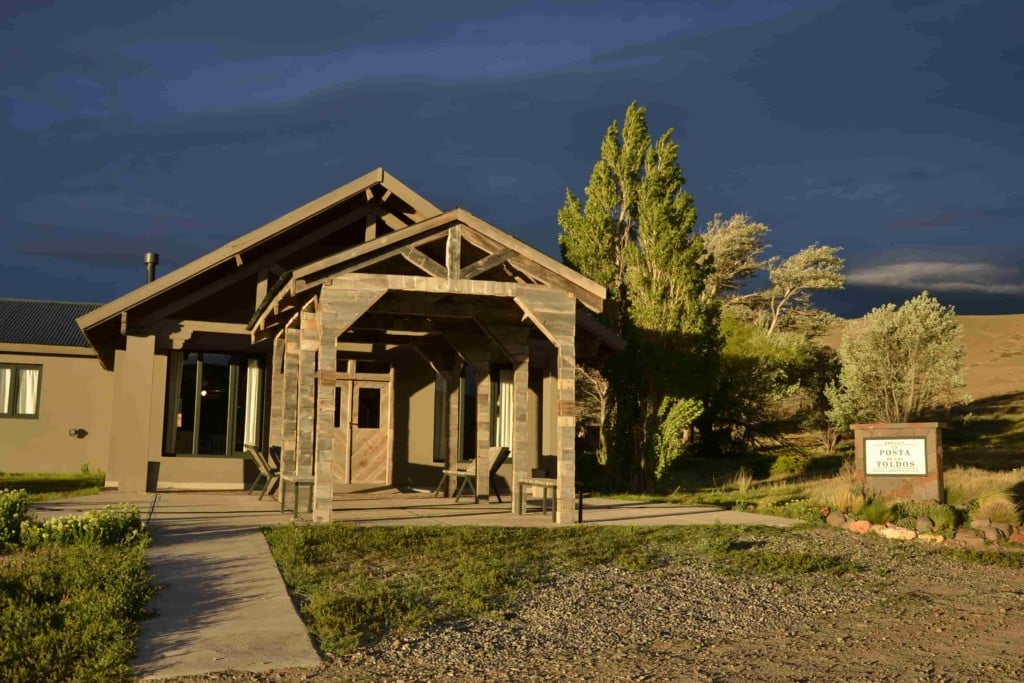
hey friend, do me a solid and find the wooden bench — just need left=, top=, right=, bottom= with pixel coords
left=517, top=477, right=558, bottom=522
left=280, top=473, right=315, bottom=518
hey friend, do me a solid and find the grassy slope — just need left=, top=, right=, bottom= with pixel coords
left=820, top=313, right=1024, bottom=469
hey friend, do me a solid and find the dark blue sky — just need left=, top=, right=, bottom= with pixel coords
left=2, top=0, right=1022, bottom=316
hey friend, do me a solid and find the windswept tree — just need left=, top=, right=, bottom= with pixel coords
left=699, top=213, right=770, bottom=303
left=826, top=291, right=970, bottom=427
left=558, top=102, right=719, bottom=489
left=763, top=243, right=845, bottom=335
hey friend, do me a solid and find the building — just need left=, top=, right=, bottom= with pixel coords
left=0, top=169, right=620, bottom=523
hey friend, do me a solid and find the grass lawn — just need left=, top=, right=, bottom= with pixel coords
left=0, top=470, right=105, bottom=501
left=265, top=524, right=854, bottom=655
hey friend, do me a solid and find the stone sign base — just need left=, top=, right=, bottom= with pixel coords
left=851, top=422, right=943, bottom=502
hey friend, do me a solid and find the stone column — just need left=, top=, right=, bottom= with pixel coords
left=281, top=323, right=300, bottom=479
left=296, top=308, right=318, bottom=478
left=268, top=335, right=285, bottom=500
left=515, top=288, right=577, bottom=524
left=474, top=358, right=491, bottom=502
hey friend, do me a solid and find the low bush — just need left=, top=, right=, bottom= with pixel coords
left=19, top=504, right=148, bottom=549
left=0, top=488, right=30, bottom=547
left=0, top=544, right=155, bottom=681
left=769, top=454, right=810, bottom=479
left=927, top=504, right=960, bottom=533
left=859, top=498, right=894, bottom=525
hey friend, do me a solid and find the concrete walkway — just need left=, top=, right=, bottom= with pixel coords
left=33, top=488, right=798, bottom=680
left=35, top=491, right=321, bottom=680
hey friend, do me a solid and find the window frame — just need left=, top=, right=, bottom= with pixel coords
left=162, top=351, right=265, bottom=456
left=0, top=363, right=43, bottom=419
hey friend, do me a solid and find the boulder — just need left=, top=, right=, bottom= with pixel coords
left=969, top=517, right=991, bottom=530
left=848, top=520, right=871, bottom=534
left=991, top=522, right=1013, bottom=537
left=1008, top=531, right=1024, bottom=545
left=917, top=533, right=945, bottom=544
left=954, top=529, right=986, bottom=546
left=983, top=526, right=1005, bottom=542
left=877, top=527, right=917, bottom=541
left=870, top=524, right=887, bottom=534
left=826, top=511, right=847, bottom=528
left=916, top=517, right=934, bottom=533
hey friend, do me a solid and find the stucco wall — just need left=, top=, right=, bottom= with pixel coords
left=0, top=351, right=113, bottom=474
left=391, top=348, right=441, bottom=487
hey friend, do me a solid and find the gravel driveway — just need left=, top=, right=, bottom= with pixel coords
left=159, top=526, right=1024, bottom=682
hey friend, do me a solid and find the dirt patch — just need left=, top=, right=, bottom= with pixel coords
left=158, top=526, right=1024, bottom=682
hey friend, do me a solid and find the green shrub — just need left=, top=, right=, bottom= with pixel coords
left=20, top=504, right=148, bottom=549
left=927, top=504, right=960, bottom=533
left=0, top=488, right=30, bottom=547
left=0, top=544, right=154, bottom=681
left=770, top=454, right=810, bottom=479
left=859, top=498, right=894, bottom=525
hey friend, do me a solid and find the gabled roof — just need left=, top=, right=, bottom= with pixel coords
left=247, top=207, right=608, bottom=338
left=76, top=168, right=440, bottom=334
left=0, top=298, right=101, bottom=348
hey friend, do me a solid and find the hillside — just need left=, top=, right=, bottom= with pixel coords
left=820, top=314, right=1024, bottom=401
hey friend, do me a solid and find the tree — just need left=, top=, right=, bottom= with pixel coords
left=699, top=213, right=770, bottom=303
left=825, top=291, right=971, bottom=427
left=558, top=102, right=719, bottom=489
left=763, top=243, right=845, bottom=335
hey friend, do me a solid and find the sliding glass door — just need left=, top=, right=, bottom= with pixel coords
left=163, top=351, right=264, bottom=455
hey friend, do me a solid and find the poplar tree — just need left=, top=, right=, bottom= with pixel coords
left=558, top=102, right=719, bottom=489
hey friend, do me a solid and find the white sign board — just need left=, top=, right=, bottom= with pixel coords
left=864, top=437, right=927, bottom=476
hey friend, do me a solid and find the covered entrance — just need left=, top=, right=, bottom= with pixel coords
left=333, top=369, right=392, bottom=485
left=251, top=206, right=617, bottom=524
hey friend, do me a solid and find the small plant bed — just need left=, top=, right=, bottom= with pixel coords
left=0, top=488, right=154, bottom=681
left=265, top=524, right=858, bottom=656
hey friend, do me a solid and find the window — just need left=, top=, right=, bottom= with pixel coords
left=490, top=367, right=513, bottom=448
left=163, top=352, right=264, bottom=455
left=356, top=387, right=381, bottom=428
left=0, top=364, right=42, bottom=418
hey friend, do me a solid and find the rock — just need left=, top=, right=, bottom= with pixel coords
left=983, top=526, right=1006, bottom=542
left=916, top=517, right=934, bottom=533
left=848, top=520, right=871, bottom=534
left=955, top=529, right=986, bottom=546
left=918, top=533, right=945, bottom=544
left=992, top=522, right=1013, bottom=537
left=826, top=511, right=847, bottom=528
left=970, top=517, right=991, bottom=530
left=870, top=524, right=887, bottom=534
left=878, top=527, right=917, bottom=541
left=1008, top=532, right=1024, bottom=545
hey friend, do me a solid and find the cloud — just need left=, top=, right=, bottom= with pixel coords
left=847, top=261, right=1024, bottom=296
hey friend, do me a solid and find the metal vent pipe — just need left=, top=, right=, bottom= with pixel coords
left=144, top=252, right=159, bottom=283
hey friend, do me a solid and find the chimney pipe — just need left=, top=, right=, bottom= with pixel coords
left=144, top=252, right=159, bottom=283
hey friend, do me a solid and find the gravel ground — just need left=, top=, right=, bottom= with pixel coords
left=159, top=527, right=1024, bottom=682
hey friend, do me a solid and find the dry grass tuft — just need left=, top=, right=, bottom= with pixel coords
left=973, top=493, right=1022, bottom=526
left=730, top=467, right=754, bottom=493
left=944, top=466, right=1024, bottom=507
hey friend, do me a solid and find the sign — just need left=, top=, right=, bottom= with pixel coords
left=864, top=437, right=927, bottom=476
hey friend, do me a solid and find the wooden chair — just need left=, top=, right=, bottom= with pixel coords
left=432, top=446, right=511, bottom=502
left=244, top=444, right=280, bottom=500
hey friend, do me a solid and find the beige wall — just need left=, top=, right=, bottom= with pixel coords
left=0, top=351, right=113, bottom=474
left=391, top=348, right=441, bottom=487
left=107, top=335, right=164, bottom=491
left=151, top=456, right=245, bottom=490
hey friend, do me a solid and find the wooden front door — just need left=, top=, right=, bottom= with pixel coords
left=347, top=380, right=391, bottom=484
